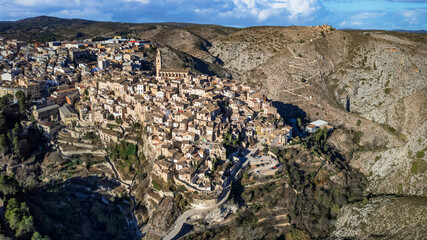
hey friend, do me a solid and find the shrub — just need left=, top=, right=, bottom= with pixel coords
left=411, top=161, right=419, bottom=174
left=362, top=197, right=369, bottom=205
left=151, top=180, right=161, bottom=191
left=374, top=156, right=381, bottom=162
left=416, top=151, right=425, bottom=159
left=285, top=229, right=310, bottom=240
left=356, top=119, right=361, bottom=126
left=384, top=88, right=391, bottom=94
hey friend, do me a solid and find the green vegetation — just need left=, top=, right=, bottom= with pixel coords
left=356, top=119, right=361, bottom=126
left=115, top=118, right=123, bottom=125
left=398, top=184, right=403, bottom=195
left=352, top=131, right=363, bottom=146
left=0, top=175, right=19, bottom=196
left=222, top=132, right=241, bottom=147
left=384, top=88, right=391, bottom=94
left=152, top=180, right=162, bottom=191
left=15, top=91, right=29, bottom=115
left=302, top=126, right=329, bottom=153
left=110, top=141, right=139, bottom=175
left=107, top=123, right=119, bottom=130
left=297, top=118, right=302, bottom=129
left=174, top=193, right=188, bottom=210
left=382, top=124, right=397, bottom=134
left=362, top=197, right=369, bottom=205
left=285, top=229, right=310, bottom=240
left=410, top=160, right=427, bottom=174
left=0, top=94, right=13, bottom=110
left=416, top=151, right=425, bottom=159
left=375, top=155, right=381, bottom=162
left=5, top=198, right=35, bottom=238
left=31, top=232, right=51, bottom=240
left=92, top=36, right=107, bottom=42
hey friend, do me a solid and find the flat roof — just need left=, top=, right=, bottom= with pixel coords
left=36, top=104, right=60, bottom=113
left=59, top=106, right=76, bottom=116
left=309, top=120, right=328, bottom=127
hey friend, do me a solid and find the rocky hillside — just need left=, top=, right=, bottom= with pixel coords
left=205, top=27, right=427, bottom=238
left=207, top=27, right=427, bottom=197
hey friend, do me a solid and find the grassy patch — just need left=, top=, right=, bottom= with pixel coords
left=411, top=162, right=419, bottom=174
left=384, top=88, right=391, bottom=94
left=416, top=151, right=425, bottom=159
left=383, top=124, right=397, bottom=134
left=411, top=160, right=427, bottom=175
left=375, top=155, right=381, bottom=162
left=151, top=180, right=162, bottom=191
left=285, top=229, right=310, bottom=240
left=362, top=197, right=369, bottom=205
left=398, top=184, right=403, bottom=195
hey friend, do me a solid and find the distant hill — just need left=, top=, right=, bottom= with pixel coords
left=339, top=27, right=426, bottom=33
left=0, top=16, right=237, bottom=43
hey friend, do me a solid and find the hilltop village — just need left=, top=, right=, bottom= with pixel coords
left=0, top=36, right=318, bottom=193
left=0, top=36, right=335, bottom=235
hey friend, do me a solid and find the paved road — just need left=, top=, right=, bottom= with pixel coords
left=163, top=185, right=232, bottom=240
left=162, top=149, right=255, bottom=240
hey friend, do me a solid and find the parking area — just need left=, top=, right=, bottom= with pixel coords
left=248, top=150, right=281, bottom=176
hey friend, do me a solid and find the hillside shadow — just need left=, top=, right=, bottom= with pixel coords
left=272, top=101, right=307, bottom=120
left=25, top=176, right=139, bottom=240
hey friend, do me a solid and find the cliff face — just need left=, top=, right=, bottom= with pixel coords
left=332, top=196, right=427, bottom=239
left=206, top=28, right=427, bottom=197
left=202, top=27, right=427, bottom=238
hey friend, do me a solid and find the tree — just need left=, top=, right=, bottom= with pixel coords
left=0, top=94, right=13, bottom=109
left=243, top=172, right=249, bottom=180
left=5, top=198, right=35, bottom=238
left=15, top=91, right=27, bottom=115
left=32, top=232, right=51, bottom=240
left=297, top=118, right=302, bottom=129
left=107, top=114, right=115, bottom=121
left=263, top=145, right=269, bottom=154
left=12, top=123, right=20, bottom=138
left=0, top=134, right=7, bottom=155
left=84, top=89, right=89, bottom=96
left=30, top=114, right=35, bottom=123
left=0, top=175, right=18, bottom=196
left=12, top=137, right=20, bottom=156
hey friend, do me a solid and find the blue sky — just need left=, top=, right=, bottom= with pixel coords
left=0, top=0, right=426, bottom=30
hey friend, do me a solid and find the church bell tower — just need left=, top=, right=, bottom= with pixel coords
left=156, top=49, right=162, bottom=77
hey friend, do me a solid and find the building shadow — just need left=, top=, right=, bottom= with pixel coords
left=272, top=101, right=307, bottom=120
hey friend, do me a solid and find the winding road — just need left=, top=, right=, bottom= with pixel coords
left=162, top=149, right=255, bottom=240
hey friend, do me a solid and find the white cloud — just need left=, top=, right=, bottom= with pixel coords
left=14, top=0, right=79, bottom=7
left=52, top=8, right=113, bottom=21
left=284, top=0, right=319, bottom=20
left=124, top=0, right=150, bottom=4
left=402, top=9, right=426, bottom=25
left=220, top=0, right=319, bottom=22
left=352, top=12, right=386, bottom=20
